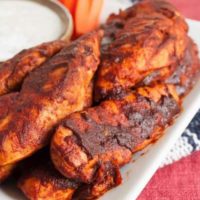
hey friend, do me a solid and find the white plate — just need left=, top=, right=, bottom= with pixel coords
left=1, top=1, right=200, bottom=200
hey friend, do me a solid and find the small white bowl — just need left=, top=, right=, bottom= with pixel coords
left=46, top=0, right=73, bottom=41
left=0, top=0, right=73, bottom=61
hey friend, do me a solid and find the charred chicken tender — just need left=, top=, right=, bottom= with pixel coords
left=104, top=0, right=188, bottom=42
left=0, top=83, right=94, bottom=184
left=95, top=0, right=188, bottom=102
left=0, top=40, right=66, bottom=95
left=51, top=84, right=180, bottom=185
left=18, top=161, right=78, bottom=200
left=0, top=30, right=103, bottom=166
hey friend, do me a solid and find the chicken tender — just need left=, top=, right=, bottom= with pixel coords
left=95, top=0, right=188, bottom=101
left=18, top=160, right=78, bottom=200
left=0, top=41, right=66, bottom=95
left=0, top=30, right=103, bottom=166
left=51, top=84, right=180, bottom=185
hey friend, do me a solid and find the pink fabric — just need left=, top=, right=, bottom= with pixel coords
left=138, top=151, right=200, bottom=200
left=169, top=0, right=200, bottom=20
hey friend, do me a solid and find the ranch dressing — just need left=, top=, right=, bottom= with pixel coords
left=0, top=0, right=64, bottom=61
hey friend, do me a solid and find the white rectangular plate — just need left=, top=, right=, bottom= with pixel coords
left=1, top=1, right=200, bottom=200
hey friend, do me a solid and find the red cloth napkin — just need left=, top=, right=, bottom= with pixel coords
left=137, top=1, right=200, bottom=199
left=138, top=151, right=200, bottom=200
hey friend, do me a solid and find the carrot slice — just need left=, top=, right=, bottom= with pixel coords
left=75, top=0, right=104, bottom=36
left=59, top=0, right=77, bottom=16
left=87, top=0, right=104, bottom=31
left=75, top=0, right=91, bottom=35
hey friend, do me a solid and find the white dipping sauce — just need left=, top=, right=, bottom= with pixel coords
left=0, top=0, right=64, bottom=61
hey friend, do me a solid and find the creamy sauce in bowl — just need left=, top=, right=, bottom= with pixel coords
left=0, top=0, right=72, bottom=61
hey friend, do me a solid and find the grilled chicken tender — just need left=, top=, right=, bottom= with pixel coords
left=18, top=160, right=78, bottom=200
left=95, top=0, right=188, bottom=101
left=51, top=84, right=180, bottom=185
left=0, top=41, right=66, bottom=95
left=18, top=85, right=94, bottom=200
left=103, top=0, right=187, bottom=39
left=0, top=83, right=94, bottom=184
left=0, top=39, right=69, bottom=181
left=0, top=30, right=103, bottom=166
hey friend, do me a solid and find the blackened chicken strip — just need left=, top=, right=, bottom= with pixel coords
left=0, top=40, right=66, bottom=95
left=18, top=160, right=79, bottom=200
left=95, top=0, right=188, bottom=102
left=103, top=0, right=187, bottom=39
left=51, top=84, right=180, bottom=185
left=0, top=30, right=103, bottom=166
left=0, top=82, right=95, bottom=184
left=0, top=41, right=66, bottom=182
